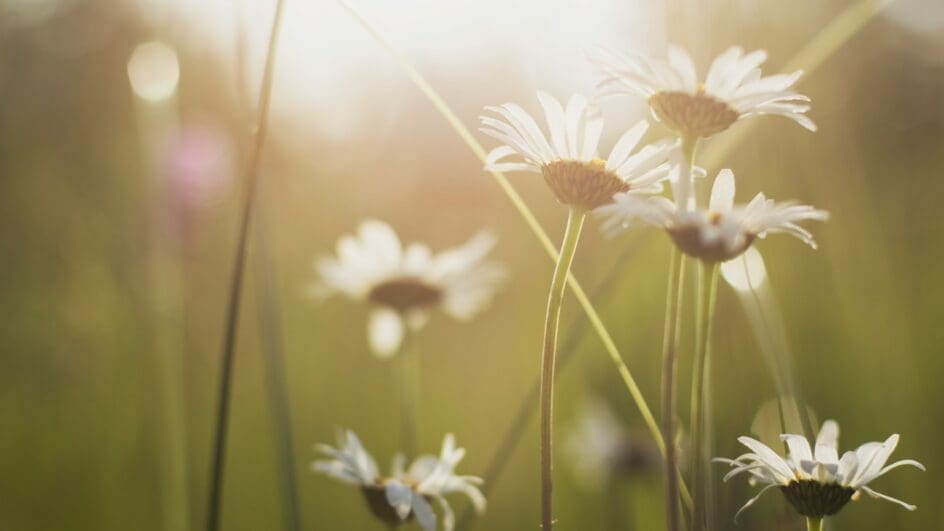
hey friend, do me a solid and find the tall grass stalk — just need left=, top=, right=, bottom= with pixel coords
left=232, top=5, right=302, bottom=528
left=539, top=207, right=586, bottom=530
left=397, top=334, right=420, bottom=458
left=690, top=262, right=719, bottom=531
left=252, top=203, right=302, bottom=531
left=660, top=247, right=686, bottom=531
left=205, top=1, right=285, bottom=529
left=454, top=238, right=645, bottom=531
left=335, top=5, right=690, bottom=507
left=130, top=80, right=191, bottom=531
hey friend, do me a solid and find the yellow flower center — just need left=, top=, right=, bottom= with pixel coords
left=648, top=90, right=739, bottom=138
left=540, top=158, right=628, bottom=211
left=667, top=217, right=754, bottom=263
left=368, top=277, right=443, bottom=311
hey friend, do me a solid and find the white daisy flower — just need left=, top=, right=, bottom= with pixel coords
left=591, top=45, right=815, bottom=138
left=598, top=167, right=828, bottom=262
left=480, top=92, right=676, bottom=211
left=314, top=220, right=505, bottom=358
left=716, top=420, right=925, bottom=520
left=314, top=430, right=486, bottom=531
left=565, top=398, right=661, bottom=490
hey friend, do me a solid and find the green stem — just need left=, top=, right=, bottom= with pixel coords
left=539, top=207, right=586, bottom=531
left=807, top=517, right=824, bottom=531
left=337, top=8, right=689, bottom=507
left=253, top=205, right=303, bottom=531
left=690, top=262, right=720, bottom=531
left=205, top=1, right=285, bottom=530
left=398, top=332, right=420, bottom=458
left=661, top=248, right=686, bottom=531
left=679, top=135, right=699, bottom=208
left=455, top=241, right=646, bottom=531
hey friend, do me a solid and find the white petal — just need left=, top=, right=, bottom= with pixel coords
left=667, top=45, right=697, bottom=92
left=814, top=420, right=840, bottom=465
left=368, top=309, right=404, bottom=359
left=359, top=220, right=403, bottom=270
left=605, top=120, right=648, bottom=171
left=385, top=480, right=415, bottom=520
left=537, top=91, right=568, bottom=157
left=859, top=486, right=917, bottom=511
left=851, top=434, right=900, bottom=486
left=412, top=494, right=437, bottom=531
left=780, top=434, right=813, bottom=470
left=709, top=169, right=736, bottom=213
left=734, top=483, right=780, bottom=521
left=704, top=47, right=742, bottom=94
left=563, top=94, right=590, bottom=159
left=878, top=459, right=926, bottom=476
left=837, top=451, right=859, bottom=484
left=435, top=495, right=456, bottom=531
left=580, top=106, right=604, bottom=161
left=737, top=437, right=795, bottom=482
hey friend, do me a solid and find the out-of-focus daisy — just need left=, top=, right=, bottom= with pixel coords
left=716, top=420, right=925, bottom=521
left=313, top=430, right=486, bottom=531
left=565, top=398, right=661, bottom=490
left=599, top=167, right=828, bottom=262
left=480, top=92, right=676, bottom=211
left=313, top=220, right=504, bottom=358
left=591, top=46, right=815, bottom=138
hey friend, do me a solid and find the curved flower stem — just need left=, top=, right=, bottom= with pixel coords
left=398, top=331, right=420, bottom=458
left=455, top=239, right=645, bottom=531
left=661, top=247, right=686, bottom=531
left=540, top=207, right=586, bottom=531
left=807, top=517, right=824, bottom=531
left=205, top=1, right=285, bottom=530
left=338, top=0, right=690, bottom=513
left=690, top=261, right=720, bottom=531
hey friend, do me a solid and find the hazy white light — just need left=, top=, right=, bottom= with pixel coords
left=144, top=0, right=663, bottom=141
left=720, top=247, right=768, bottom=293
left=885, top=0, right=944, bottom=36
left=127, top=41, right=180, bottom=102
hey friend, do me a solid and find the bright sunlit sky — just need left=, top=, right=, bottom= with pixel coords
left=131, top=0, right=668, bottom=142
left=4, top=0, right=942, bottom=142
left=134, top=0, right=944, bottom=142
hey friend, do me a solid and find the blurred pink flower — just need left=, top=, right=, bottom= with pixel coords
left=160, top=122, right=233, bottom=213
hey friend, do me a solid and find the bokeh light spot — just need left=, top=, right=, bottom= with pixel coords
left=127, top=40, right=180, bottom=102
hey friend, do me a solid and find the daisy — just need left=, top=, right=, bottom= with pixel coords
left=565, top=398, right=661, bottom=490
left=313, top=430, right=486, bottom=531
left=313, top=220, right=504, bottom=358
left=598, top=167, right=828, bottom=263
left=716, top=420, right=925, bottom=522
left=480, top=92, right=676, bottom=211
left=591, top=45, right=815, bottom=139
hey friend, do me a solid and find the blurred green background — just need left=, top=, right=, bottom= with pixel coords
left=1, top=0, right=943, bottom=529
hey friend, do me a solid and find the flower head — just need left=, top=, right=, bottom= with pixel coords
left=591, top=45, right=815, bottom=138
left=565, top=398, right=661, bottom=489
left=314, top=220, right=504, bottom=358
left=480, top=92, right=676, bottom=211
left=314, top=430, right=486, bottom=531
left=716, top=420, right=925, bottom=520
left=598, top=167, right=828, bottom=262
